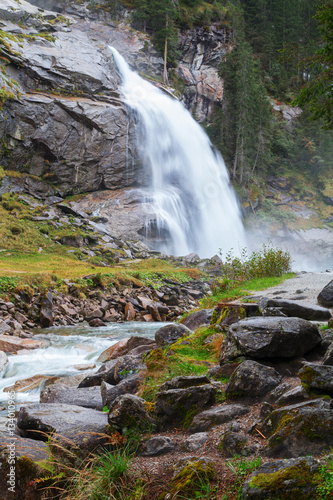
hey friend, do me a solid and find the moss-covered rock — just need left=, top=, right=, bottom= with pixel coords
left=159, top=457, right=215, bottom=499
left=243, top=457, right=320, bottom=499
left=155, top=379, right=216, bottom=428
left=218, top=431, right=249, bottom=457
left=108, top=394, right=157, bottom=434
left=298, top=362, right=333, bottom=395
left=259, top=401, right=333, bottom=458
left=0, top=455, right=44, bottom=500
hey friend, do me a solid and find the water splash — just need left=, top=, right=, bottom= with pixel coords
left=110, top=47, right=246, bottom=257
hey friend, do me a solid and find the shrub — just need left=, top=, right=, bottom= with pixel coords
left=217, top=244, right=292, bottom=286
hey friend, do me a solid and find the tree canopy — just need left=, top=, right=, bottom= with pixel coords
left=293, top=1, right=333, bottom=129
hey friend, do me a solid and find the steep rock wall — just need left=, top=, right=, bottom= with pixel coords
left=0, top=0, right=139, bottom=196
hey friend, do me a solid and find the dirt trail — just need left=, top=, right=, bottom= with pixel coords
left=248, top=271, right=333, bottom=306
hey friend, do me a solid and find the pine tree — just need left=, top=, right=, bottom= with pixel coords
left=293, top=1, right=333, bottom=129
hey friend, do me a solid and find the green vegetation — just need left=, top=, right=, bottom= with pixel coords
left=140, top=326, right=221, bottom=402
left=317, top=455, right=333, bottom=498
left=224, top=456, right=262, bottom=498
left=293, top=2, right=333, bottom=129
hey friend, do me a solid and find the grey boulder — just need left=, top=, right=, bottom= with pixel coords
left=220, top=317, right=322, bottom=363
left=155, top=323, right=191, bottom=346
left=317, top=280, right=333, bottom=308
left=188, top=404, right=249, bottom=433
left=225, top=361, right=282, bottom=399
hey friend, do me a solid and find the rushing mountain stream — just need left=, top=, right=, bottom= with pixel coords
left=0, top=322, right=166, bottom=409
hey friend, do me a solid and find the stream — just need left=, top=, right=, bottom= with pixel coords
left=0, top=322, right=167, bottom=409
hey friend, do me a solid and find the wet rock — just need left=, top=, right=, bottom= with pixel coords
left=78, top=359, right=118, bottom=388
left=14, top=312, right=28, bottom=325
left=220, top=317, right=322, bottom=363
left=39, top=290, right=53, bottom=328
left=225, top=361, right=282, bottom=399
left=259, top=400, right=333, bottom=458
left=298, top=362, right=333, bottom=395
left=259, top=402, right=274, bottom=420
left=88, top=318, right=106, bottom=327
left=97, top=338, right=130, bottom=362
left=40, top=385, right=103, bottom=410
left=181, top=309, right=214, bottom=330
left=155, top=323, right=191, bottom=346
left=262, top=307, right=287, bottom=317
left=73, top=363, right=96, bottom=371
left=0, top=335, right=46, bottom=353
left=4, top=375, right=49, bottom=393
left=127, top=335, right=156, bottom=352
left=188, top=404, right=250, bottom=433
left=141, top=436, right=175, bottom=456
left=317, top=280, right=333, bottom=308
left=259, top=298, right=331, bottom=321
left=0, top=455, right=44, bottom=500
left=86, top=308, right=104, bottom=320
left=108, top=394, right=156, bottom=433
left=243, top=457, right=320, bottom=499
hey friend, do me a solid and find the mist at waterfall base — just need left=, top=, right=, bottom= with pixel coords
left=110, top=47, right=246, bottom=259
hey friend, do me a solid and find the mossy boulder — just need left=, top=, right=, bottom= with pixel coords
left=243, top=457, right=320, bottom=499
left=298, top=362, right=333, bottom=395
left=211, top=302, right=247, bottom=327
left=225, top=360, right=282, bottom=400
left=218, top=431, right=250, bottom=457
left=155, top=377, right=216, bottom=427
left=0, top=455, right=44, bottom=500
left=259, top=400, right=333, bottom=458
left=159, top=457, right=215, bottom=499
left=108, top=394, right=157, bottom=434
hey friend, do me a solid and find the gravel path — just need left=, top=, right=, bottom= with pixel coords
left=248, top=271, right=333, bottom=307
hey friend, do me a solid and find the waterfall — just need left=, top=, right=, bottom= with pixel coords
left=110, top=47, right=246, bottom=258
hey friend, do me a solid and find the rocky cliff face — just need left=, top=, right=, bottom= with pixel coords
left=0, top=0, right=231, bottom=247
left=0, top=0, right=141, bottom=196
left=177, top=25, right=231, bottom=122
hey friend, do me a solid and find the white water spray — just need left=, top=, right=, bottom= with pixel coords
left=110, top=47, right=246, bottom=257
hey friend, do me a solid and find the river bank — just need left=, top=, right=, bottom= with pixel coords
left=0, top=272, right=333, bottom=498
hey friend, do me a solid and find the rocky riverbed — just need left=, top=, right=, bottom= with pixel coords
left=0, top=274, right=333, bottom=498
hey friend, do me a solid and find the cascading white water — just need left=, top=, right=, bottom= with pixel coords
left=0, top=322, right=164, bottom=407
left=110, top=47, right=246, bottom=258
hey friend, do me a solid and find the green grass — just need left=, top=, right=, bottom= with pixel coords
left=199, top=274, right=295, bottom=309
left=140, top=327, right=222, bottom=402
